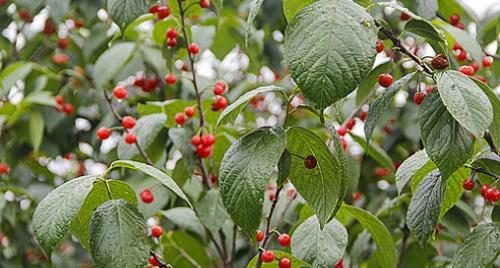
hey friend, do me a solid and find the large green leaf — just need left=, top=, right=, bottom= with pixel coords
left=282, top=0, right=316, bottom=22
left=107, top=0, right=149, bottom=30
left=117, top=113, right=166, bottom=159
left=107, top=160, right=192, bottom=207
left=33, top=175, right=97, bottom=254
left=395, top=150, right=433, bottom=194
left=364, top=73, right=415, bottom=141
left=195, top=189, right=229, bottom=235
left=216, top=86, right=286, bottom=127
left=452, top=223, right=500, bottom=268
left=219, top=127, right=287, bottom=236
left=162, top=231, right=211, bottom=268
left=291, top=216, right=347, bottom=267
left=407, top=169, right=445, bottom=245
left=418, top=90, right=473, bottom=179
left=93, top=42, right=136, bottom=88
left=247, top=250, right=310, bottom=267
left=89, top=200, right=149, bottom=268
left=287, top=127, right=345, bottom=227
left=474, top=80, right=500, bottom=150
left=70, top=180, right=137, bottom=250
left=441, top=24, right=484, bottom=64
left=437, top=71, right=493, bottom=138
left=162, top=207, right=206, bottom=238
left=284, top=0, right=377, bottom=109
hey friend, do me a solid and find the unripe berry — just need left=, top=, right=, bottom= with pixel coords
left=279, top=258, right=291, bottom=268
left=184, top=106, right=195, bottom=118
left=57, top=38, right=70, bottom=49
left=175, top=113, right=185, bottom=125
left=459, top=65, right=475, bottom=76
left=97, top=127, right=111, bottom=140
left=188, top=43, right=200, bottom=55
left=125, top=133, right=137, bottom=144
left=122, top=116, right=136, bottom=129
left=413, top=91, right=426, bottom=105
left=149, top=4, right=159, bottom=14
left=166, top=27, right=177, bottom=39
left=149, top=256, right=160, bottom=266
left=192, top=135, right=202, bottom=146
left=202, top=134, right=215, bottom=146
left=261, top=250, right=275, bottom=263
left=151, top=225, right=164, bottom=237
left=378, top=74, right=393, bottom=88
left=156, top=6, right=170, bottom=19
left=462, top=178, right=474, bottom=190
left=278, top=233, right=291, bottom=247
left=376, top=39, right=384, bottom=53
left=113, top=86, right=127, bottom=99
left=304, top=155, right=317, bottom=169
left=63, top=103, right=74, bottom=114
left=200, top=0, right=210, bottom=8
left=140, top=189, right=154, bottom=203
left=165, top=74, right=177, bottom=85
left=0, top=163, right=9, bottom=174
left=256, top=230, right=264, bottom=242
left=337, top=127, right=348, bottom=136
left=482, top=56, right=492, bottom=67
left=450, top=14, right=460, bottom=25
left=431, top=54, right=449, bottom=69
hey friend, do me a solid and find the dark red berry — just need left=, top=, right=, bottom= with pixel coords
left=340, top=137, right=347, bottom=151
left=122, top=116, right=136, bottom=129
left=261, top=251, right=275, bottom=263
left=413, top=91, right=426, bottom=105
left=278, top=233, right=291, bottom=247
left=57, top=38, right=70, bottom=49
left=197, top=145, right=212, bottom=158
left=335, top=257, right=344, bottom=268
left=167, top=37, right=177, bottom=47
left=378, top=74, right=393, bottom=88
left=200, top=0, right=210, bottom=8
left=463, top=179, right=474, bottom=190
left=256, top=230, right=264, bottom=242
left=376, top=39, right=384, bottom=53
left=55, top=96, right=64, bottom=106
left=455, top=23, right=464, bottom=30
left=213, top=96, right=228, bottom=111
left=453, top=43, right=462, bottom=51
left=149, top=4, right=159, bottom=14
left=450, top=14, right=460, bottom=25
left=484, top=188, right=498, bottom=202
left=213, top=84, right=225, bottom=95
left=53, top=53, right=69, bottom=65
left=125, top=133, right=136, bottom=144
left=425, top=85, right=433, bottom=95
left=304, top=155, right=317, bottom=169
left=192, top=135, right=202, bottom=146
left=97, top=127, right=111, bottom=140
left=202, top=134, right=215, bottom=146
left=134, top=77, right=145, bottom=88
left=113, top=86, right=127, bottom=99
left=482, top=56, right=492, bottom=67
left=470, top=62, right=480, bottom=72
left=337, top=127, right=348, bottom=136
left=359, top=111, right=368, bottom=121
left=456, top=49, right=467, bottom=61
left=62, top=103, right=74, bottom=114
left=399, top=12, right=411, bottom=21
left=431, top=54, right=449, bottom=69
left=149, top=256, right=160, bottom=266
left=480, top=184, right=490, bottom=197
left=346, top=118, right=356, bottom=129
left=352, top=191, right=362, bottom=201
left=374, top=167, right=390, bottom=177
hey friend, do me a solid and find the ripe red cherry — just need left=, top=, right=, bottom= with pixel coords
left=214, top=96, right=228, bottom=110
left=151, top=225, right=164, bottom=237
left=0, top=163, right=9, bottom=174
left=122, top=116, right=136, bottom=129
left=413, top=91, right=426, bottom=105
left=197, top=145, right=212, bottom=158
left=455, top=23, right=464, bottom=30
left=456, top=50, right=467, bottom=61
left=213, top=84, right=225, bottom=95
left=374, top=167, right=390, bottom=177
left=175, top=113, right=185, bottom=125
left=134, top=77, right=145, bottom=88
left=166, top=27, right=177, bottom=39
left=450, top=14, right=460, bottom=25
left=97, top=127, right=111, bottom=140
left=453, top=43, right=462, bottom=51
left=279, top=258, right=291, bottom=268
left=192, top=135, right=202, bottom=146
left=57, top=38, right=70, bottom=49
left=167, top=38, right=177, bottom=47
left=125, top=133, right=137, bottom=144
left=62, top=103, right=74, bottom=114
left=337, top=127, right=348, bottom=136
left=52, top=53, right=69, bottom=65
left=165, top=74, right=177, bottom=85
left=425, top=85, right=433, bottom=95
left=149, top=4, right=159, bottom=14
left=376, top=39, right=384, bottom=53
left=256, top=230, right=264, bottom=242
left=346, top=118, right=356, bottom=129
left=484, top=188, right=498, bottom=202
left=19, top=9, right=32, bottom=22
left=140, top=189, right=154, bottom=203
left=463, top=179, right=475, bottom=190
left=184, top=106, right=195, bottom=118
left=480, top=184, right=490, bottom=197
left=352, top=191, right=362, bottom=201
left=340, top=137, right=347, bottom=151
left=278, top=233, right=291, bottom=247
left=113, top=86, right=127, bottom=99
left=304, top=155, right=317, bottom=169
left=470, top=62, right=480, bottom=72
left=378, top=74, right=393, bottom=88
left=459, top=65, right=475, bottom=76
left=359, top=111, right=368, bottom=121
left=200, top=0, right=210, bottom=8
left=55, top=95, right=64, bottom=106
left=210, top=174, right=218, bottom=184
left=261, top=251, right=275, bottom=263
left=188, top=43, right=200, bottom=55
left=202, top=134, right=215, bottom=146
left=156, top=6, right=170, bottom=19
left=482, top=56, right=492, bottom=67
left=149, top=256, right=160, bottom=266
left=335, top=257, right=344, bottom=268
left=399, top=12, right=411, bottom=21
left=143, top=77, right=159, bottom=92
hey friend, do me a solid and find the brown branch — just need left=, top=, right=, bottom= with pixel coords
left=484, top=131, right=498, bottom=154
left=256, top=186, right=282, bottom=268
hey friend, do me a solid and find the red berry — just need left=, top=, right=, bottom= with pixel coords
left=413, top=91, right=426, bottom=105
left=62, top=103, right=74, bottom=114
left=210, top=174, right=218, bottom=184
left=113, top=86, right=127, bottom=99
left=480, top=184, right=491, bottom=197
left=261, top=251, right=275, bottom=263
left=455, top=23, right=464, bottom=30
left=43, top=19, right=55, bottom=36
left=122, top=116, right=136, bottom=129
left=142, top=78, right=158, bottom=92
left=304, top=155, right=317, bottom=169
left=149, top=256, right=160, bottom=266
left=166, top=27, right=177, bottom=39
left=459, top=65, right=475, bottom=76
left=192, top=135, right=202, bottom=146
left=74, top=18, right=85, bottom=28
left=337, top=127, right=348, bottom=136
left=140, top=189, right=154, bottom=203
left=157, top=6, right=170, bottom=19
left=352, top=191, right=362, bottom=201
left=125, top=133, right=137, bottom=144
left=165, top=74, right=177, bottom=85
left=151, top=225, right=164, bottom=237
left=376, top=39, right=384, bottom=53
left=399, top=12, right=411, bottom=21
left=374, top=167, right=390, bottom=177
left=188, top=43, right=200, bottom=55
left=167, top=37, right=177, bottom=47
left=340, top=137, right=347, bottom=151
left=431, top=54, right=449, bottom=69
left=470, top=62, right=480, bottom=72
left=256, top=230, right=264, bottom=242
left=184, top=106, right=195, bottom=118
left=52, top=53, right=69, bottom=65
left=97, top=127, right=111, bottom=140
left=55, top=95, right=64, bottom=106
left=197, top=145, right=212, bottom=158
left=453, top=43, right=462, bottom=51
left=19, top=9, right=31, bottom=22
left=425, top=85, right=433, bottom=95
left=335, top=257, right=344, bottom=268
left=279, top=258, right=291, bottom=268
left=278, top=233, right=291, bottom=247
left=450, top=14, right=460, bottom=25
left=57, top=38, right=70, bottom=49
left=456, top=50, right=467, bottom=61
left=213, top=84, right=225, bottom=95
left=175, top=113, right=185, bottom=125
left=149, top=4, right=159, bottom=14
left=134, top=77, right=145, bottom=88
left=200, top=0, right=210, bottom=8
left=202, top=134, right=215, bottom=146
left=378, top=74, right=393, bottom=88
left=484, top=188, right=497, bottom=202
left=0, top=163, right=9, bottom=174
left=214, top=96, right=228, bottom=110
left=482, top=56, right=492, bottom=67
left=346, top=118, right=356, bottom=129
left=463, top=179, right=475, bottom=190
left=359, top=111, right=368, bottom=121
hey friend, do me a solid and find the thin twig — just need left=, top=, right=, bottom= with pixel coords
left=464, top=164, right=499, bottom=179
left=256, top=186, right=282, bottom=268
left=484, top=131, right=498, bottom=154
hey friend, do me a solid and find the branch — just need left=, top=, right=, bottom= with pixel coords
left=484, top=131, right=498, bottom=154
left=256, top=186, right=282, bottom=268
left=464, top=164, right=499, bottom=180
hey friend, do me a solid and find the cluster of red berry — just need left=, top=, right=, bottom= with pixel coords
left=165, top=27, right=178, bottom=48
left=54, top=96, right=74, bottom=115
left=191, top=134, right=215, bottom=158
left=174, top=106, right=196, bottom=126
left=256, top=230, right=292, bottom=267
left=463, top=179, right=499, bottom=203
left=97, top=116, right=137, bottom=144
left=211, top=82, right=229, bottom=111
left=133, top=76, right=160, bottom=92
left=449, top=13, right=465, bottom=30
left=149, top=4, right=170, bottom=19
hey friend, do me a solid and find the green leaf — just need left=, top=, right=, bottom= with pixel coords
left=71, top=180, right=137, bottom=250
left=162, top=231, right=211, bottom=268
left=162, top=207, right=206, bottom=238
left=441, top=24, right=484, bottom=64
left=404, top=18, right=446, bottom=43
left=93, top=42, right=136, bottom=88
left=418, top=89, right=473, bottom=179
left=437, top=71, right=493, bottom=138
left=0, top=61, right=32, bottom=94
left=107, top=160, right=192, bottom=207
left=219, top=127, right=286, bottom=237
left=439, top=167, right=468, bottom=218
left=402, top=0, right=438, bottom=19
left=245, top=0, right=264, bottom=44
left=400, top=242, right=437, bottom=268
left=291, top=216, right=347, bottom=267
left=364, top=73, right=415, bottom=141
left=284, top=0, right=378, bottom=109
left=33, top=175, right=97, bottom=254
left=337, top=204, right=397, bottom=268
left=451, top=223, right=500, bottom=268
left=195, top=189, right=229, bottom=235
left=473, top=80, right=500, bottom=150
left=396, top=150, right=433, bottom=194
left=350, top=134, right=394, bottom=172
left=282, top=0, right=316, bottom=22
left=46, top=0, right=70, bottom=23
left=89, top=200, right=149, bottom=268
left=277, top=149, right=292, bottom=185
left=216, top=86, right=286, bottom=127
left=407, top=169, right=445, bottom=245
left=355, top=61, right=391, bottom=105
left=107, top=0, right=149, bottom=30
left=247, top=250, right=310, bottom=267
left=471, top=152, right=500, bottom=177
left=287, top=127, right=345, bottom=227
left=117, top=113, right=166, bottom=159
left=29, top=110, right=44, bottom=152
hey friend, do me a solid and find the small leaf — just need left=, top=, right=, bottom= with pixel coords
left=400, top=241, right=438, bottom=268
left=0, top=61, right=32, bottom=94
left=282, top=0, right=316, bottom=22
left=451, top=223, right=500, bottom=268
left=216, top=86, right=287, bottom=127
left=418, top=89, right=473, bottom=179
left=277, top=150, right=292, bottom=185
left=245, top=0, right=264, bottom=44
left=355, top=61, right=391, bottom=105
left=437, top=70, right=493, bottom=138
left=195, top=189, right=229, bottom=235
left=405, top=19, right=445, bottom=42
left=395, top=150, right=435, bottom=194
left=292, top=216, right=347, bottom=267
left=29, top=110, right=44, bottom=152
left=33, top=175, right=97, bottom=254
left=364, top=73, right=415, bottom=141
left=107, top=0, right=149, bottom=30
left=93, top=43, right=136, bottom=88
left=162, top=231, right=211, bottom=268
left=89, top=200, right=149, bottom=268
left=401, top=0, right=439, bottom=19
left=162, top=207, right=206, bottom=238
left=407, top=169, right=445, bottom=245
left=284, top=0, right=378, bottom=109
left=247, top=250, right=310, bottom=267
left=219, top=127, right=287, bottom=237
left=117, top=113, right=166, bottom=159
left=441, top=24, right=484, bottom=64
left=46, top=0, right=70, bottom=23
left=471, top=152, right=500, bottom=177
left=473, top=80, right=500, bottom=150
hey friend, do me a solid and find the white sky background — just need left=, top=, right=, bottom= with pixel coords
left=462, top=0, right=500, bottom=18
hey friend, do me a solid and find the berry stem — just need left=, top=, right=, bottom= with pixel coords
left=256, top=186, right=283, bottom=268
left=484, top=131, right=498, bottom=154
left=464, top=164, right=499, bottom=180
